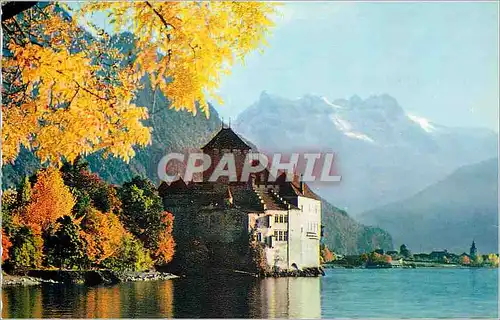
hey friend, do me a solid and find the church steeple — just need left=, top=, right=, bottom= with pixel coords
left=470, top=240, right=477, bottom=260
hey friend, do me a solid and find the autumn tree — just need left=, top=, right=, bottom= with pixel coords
left=320, top=244, right=336, bottom=263
left=79, top=209, right=127, bottom=265
left=2, top=2, right=276, bottom=165
left=460, top=255, right=471, bottom=265
left=2, top=229, right=13, bottom=262
left=21, top=168, right=75, bottom=232
left=472, top=254, right=484, bottom=267
left=487, top=254, right=498, bottom=267
left=154, top=211, right=175, bottom=265
left=367, top=251, right=392, bottom=267
left=61, top=158, right=121, bottom=215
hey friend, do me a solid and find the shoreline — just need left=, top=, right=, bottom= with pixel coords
left=2, top=270, right=179, bottom=287
left=2, top=266, right=325, bottom=286
left=322, top=264, right=496, bottom=269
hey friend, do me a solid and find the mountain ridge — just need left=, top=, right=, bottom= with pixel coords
left=234, top=92, right=497, bottom=214
left=359, top=157, right=498, bottom=253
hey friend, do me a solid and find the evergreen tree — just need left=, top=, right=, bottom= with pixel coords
left=119, top=176, right=175, bottom=264
left=400, top=244, right=412, bottom=258
left=16, top=176, right=32, bottom=207
left=46, top=216, right=85, bottom=269
left=8, top=226, right=43, bottom=271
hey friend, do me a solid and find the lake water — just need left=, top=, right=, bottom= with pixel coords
left=2, top=268, right=498, bottom=318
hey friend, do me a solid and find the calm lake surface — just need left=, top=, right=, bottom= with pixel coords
left=2, top=268, right=498, bottom=318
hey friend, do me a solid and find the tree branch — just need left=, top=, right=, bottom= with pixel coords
left=144, top=1, right=175, bottom=32
left=1, top=1, right=38, bottom=21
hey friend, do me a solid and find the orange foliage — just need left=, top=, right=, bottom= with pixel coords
left=154, top=212, right=175, bottom=264
left=22, top=168, right=75, bottom=232
left=2, top=229, right=12, bottom=261
left=3, top=3, right=276, bottom=165
left=80, top=209, right=127, bottom=264
left=321, top=246, right=335, bottom=262
left=461, top=255, right=471, bottom=265
left=385, top=255, right=392, bottom=263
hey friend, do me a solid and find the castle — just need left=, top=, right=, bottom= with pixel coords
left=159, top=126, right=322, bottom=272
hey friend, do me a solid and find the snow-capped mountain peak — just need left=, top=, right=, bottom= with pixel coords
left=407, top=113, right=436, bottom=133
left=234, top=92, right=497, bottom=214
left=330, top=114, right=375, bottom=143
left=321, top=96, right=343, bottom=109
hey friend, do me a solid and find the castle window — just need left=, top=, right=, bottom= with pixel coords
left=274, top=230, right=278, bottom=239
left=284, top=231, right=288, bottom=241
left=279, top=215, right=284, bottom=223
left=257, top=233, right=262, bottom=242
left=284, top=215, right=288, bottom=223
left=278, top=231, right=283, bottom=241
left=275, top=215, right=279, bottom=223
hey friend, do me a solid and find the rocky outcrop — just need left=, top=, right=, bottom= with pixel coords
left=1, top=270, right=179, bottom=286
left=113, top=271, right=179, bottom=282
left=262, top=267, right=325, bottom=278
left=2, top=275, right=60, bottom=286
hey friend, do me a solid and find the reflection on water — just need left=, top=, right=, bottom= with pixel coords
left=3, top=269, right=498, bottom=318
left=2, top=285, right=43, bottom=318
left=249, top=277, right=321, bottom=318
left=2, top=276, right=320, bottom=318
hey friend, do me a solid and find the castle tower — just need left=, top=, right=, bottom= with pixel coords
left=201, top=126, right=252, bottom=183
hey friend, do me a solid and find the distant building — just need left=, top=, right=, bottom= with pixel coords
left=413, top=253, right=431, bottom=261
left=470, top=240, right=477, bottom=260
left=390, top=258, right=403, bottom=267
left=160, top=126, right=322, bottom=271
left=429, top=250, right=448, bottom=262
left=459, top=252, right=470, bottom=258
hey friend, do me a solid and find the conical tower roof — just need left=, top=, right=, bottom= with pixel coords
left=201, top=127, right=252, bottom=151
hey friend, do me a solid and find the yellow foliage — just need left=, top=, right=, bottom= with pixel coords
left=78, top=2, right=276, bottom=116
left=21, top=168, right=75, bottom=232
left=488, top=253, right=499, bottom=267
left=80, top=209, right=127, bottom=263
left=2, top=2, right=276, bottom=165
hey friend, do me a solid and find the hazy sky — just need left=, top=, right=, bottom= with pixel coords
left=215, top=2, right=499, bottom=131
left=84, top=2, right=499, bottom=131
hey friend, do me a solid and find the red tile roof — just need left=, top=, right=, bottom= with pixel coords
left=277, top=172, right=321, bottom=201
